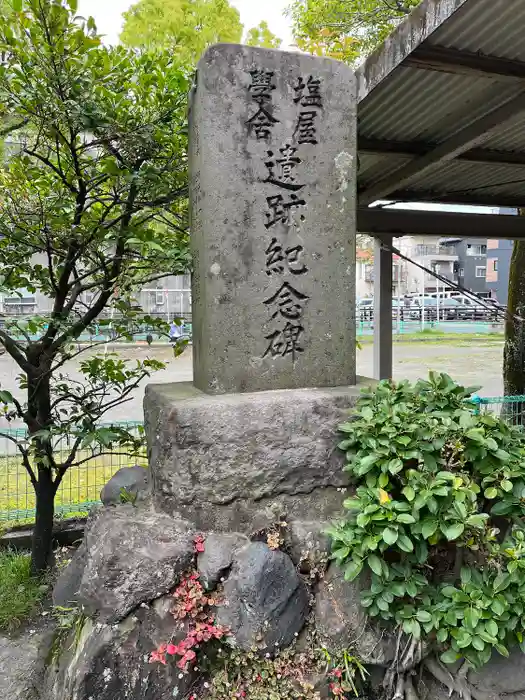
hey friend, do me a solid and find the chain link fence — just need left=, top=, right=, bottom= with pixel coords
left=0, top=421, right=147, bottom=522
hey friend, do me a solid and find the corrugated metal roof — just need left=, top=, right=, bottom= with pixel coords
left=357, top=0, right=525, bottom=208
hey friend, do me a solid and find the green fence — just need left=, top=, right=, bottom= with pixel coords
left=472, top=395, right=525, bottom=427
left=0, top=421, right=147, bottom=522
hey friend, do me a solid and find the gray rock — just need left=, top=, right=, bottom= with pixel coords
left=52, top=541, right=87, bottom=608
left=197, top=532, right=249, bottom=590
left=314, top=564, right=396, bottom=666
left=0, top=629, right=52, bottom=700
left=44, top=597, right=196, bottom=700
left=468, top=649, right=525, bottom=700
left=100, top=465, right=150, bottom=506
left=190, top=44, right=357, bottom=395
left=216, top=541, right=309, bottom=652
left=286, top=520, right=331, bottom=575
left=65, top=506, right=195, bottom=623
left=145, top=381, right=367, bottom=532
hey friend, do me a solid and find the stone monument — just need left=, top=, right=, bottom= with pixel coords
left=145, top=44, right=364, bottom=532
left=190, top=44, right=356, bottom=394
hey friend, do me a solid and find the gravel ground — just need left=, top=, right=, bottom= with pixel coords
left=0, top=341, right=505, bottom=428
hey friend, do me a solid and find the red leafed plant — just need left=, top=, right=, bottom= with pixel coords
left=150, top=536, right=228, bottom=671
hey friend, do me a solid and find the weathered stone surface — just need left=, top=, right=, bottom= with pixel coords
left=190, top=44, right=357, bottom=395
left=197, top=532, right=249, bottom=590
left=216, top=541, right=309, bottom=652
left=100, top=465, right=150, bottom=506
left=57, top=505, right=195, bottom=623
left=0, top=629, right=52, bottom=700
left=145, top=381, right=367, bottom=531
left=52, top=541, right=87, bottom=608
left=44, top=596, right=196, bottom=700
left=315, top=564, right=396, bottom=666
left=468, top=650, right=525, bottom=700
left=285, top=519, right=331, bottom=574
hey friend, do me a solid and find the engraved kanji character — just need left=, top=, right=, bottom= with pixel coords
left=265, top=194, right=306, bottom=229
left=265, top=238, right=285, bottom=276
left=264, top=144, right=304, bottom=192
left=264, top=281, right=309, bottom=320
left=249, top=69, right=276, bottom=104
left=293, top=76, right=322, bottom=108
left=263, top=322, right=305, bottom=362
left=294, top=111, right=318, bottom=145
left=265, top=238, right=308, bottom=276
left=246, top=106, right=279, bottom=140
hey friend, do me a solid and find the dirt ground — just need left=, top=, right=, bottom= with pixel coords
left=0, top=341, right=505, bottom=427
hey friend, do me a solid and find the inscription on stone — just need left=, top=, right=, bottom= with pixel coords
left=190, top=45, right=357, bottom=394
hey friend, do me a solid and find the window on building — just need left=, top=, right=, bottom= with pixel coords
left=493, top=260, right=498, bottom=272
left=467, top=244, right=487, bottom=256
left=459, top=268, right=465, bottom=277
left=476, top=266, right=487, bottom=278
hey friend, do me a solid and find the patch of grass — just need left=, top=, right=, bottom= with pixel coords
left=0, top=549, right=47, bottom=631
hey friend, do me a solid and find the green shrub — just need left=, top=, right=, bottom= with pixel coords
left=0, top=549, right=46, bottom=630
left=329, top=372, right=525, bottom=669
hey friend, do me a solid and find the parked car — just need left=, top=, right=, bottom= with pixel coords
left=409, top=297, right=464, bottom=321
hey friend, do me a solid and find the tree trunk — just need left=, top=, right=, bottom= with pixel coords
left=31, top=466, right=56, bottom=575
left=26, top=362, right=56, bottom=575
left=503, top=238, right=525, bottom=423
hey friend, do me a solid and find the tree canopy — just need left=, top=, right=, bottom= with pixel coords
left=245, top=20, right=282, bottom=49
left=288, top=0, right=421, bottom=62
left=120, top=0, right=243, bottom=60
left=0, top=0, right=190, bottom=572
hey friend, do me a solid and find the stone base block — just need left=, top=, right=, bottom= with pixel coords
left=144, top=380, right=372, bottom=532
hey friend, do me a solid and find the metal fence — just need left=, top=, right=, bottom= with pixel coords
left=0, top=422, right=147, bottom=522
left=472, top=394, right=525, bottom=427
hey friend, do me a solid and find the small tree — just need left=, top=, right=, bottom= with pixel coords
left=0, top=0, right=190, bottom=573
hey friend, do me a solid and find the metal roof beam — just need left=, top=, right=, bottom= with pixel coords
left=358, top=90, right=525, bottom=206
left=387, top=189, right=524, bottom=209
left=360, top=137, right=525, bottom=167
left=357, top=208, right=525, bottom=238
left=404, top=45, right=525, bottom=82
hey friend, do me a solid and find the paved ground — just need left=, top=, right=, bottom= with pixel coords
left=0, top=341, right=505, bottom=428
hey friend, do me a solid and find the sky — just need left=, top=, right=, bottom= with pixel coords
left=77, top=0, right=294, bottom=48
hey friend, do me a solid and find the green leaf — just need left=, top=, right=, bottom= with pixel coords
left=344, top=560, right=363, bottom=582
left=382, top=527, right=398, bottom=545
left=493, top=573, right=511, bottom=593
left=461, top=567, right=472, bottom=585
left=388, top=458, right=403, bottom=475
left=411, top=619, right=421, bottom=639
left=495, top=644, right=509, bottom=658
left=397, top=513, right=416, bottom=524
left=466, top=514, right=489, bottom=528
left=436, top=628, right=448, bottom=643
left=440, top=649, right=460, bottom=665
left=357, top=454, right=378, bottom=475
left=491, top=501, right=514, bottom=516
left=379, top=472, right=389, bottom=488
left=456, top=631, right=472, bottom=649
left=416, top=610, right=432, bottom=623
left=402, top=486, right=415, bottom=502
left=501, top=480, right=514, bottom=493
left=368, top=554, right=382, bottom=576
left=491, top=599, right=505, bottom=616
left=422, top=520, right=438, bottom=539
left=464, top=607, right=481, bottom=630
left=485, top=620, right=499, bottom=638
left=441, top=522, right=465, bottom=541
left=12, top=0, right=22, bottom=10
left=472, top=636, right=485, bottom=652
left=397, top=534, right=414, bottom=552
left=484, top=487, right=498, bottom=499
